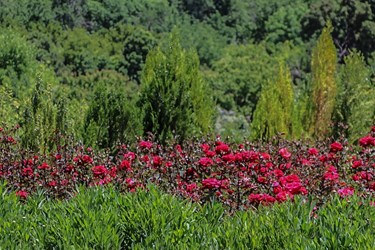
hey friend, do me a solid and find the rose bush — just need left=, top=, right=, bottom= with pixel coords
left=0, top=125, right=374, bottom=211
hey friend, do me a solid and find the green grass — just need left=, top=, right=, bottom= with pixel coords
left=1, top=183, right=375, bottom=249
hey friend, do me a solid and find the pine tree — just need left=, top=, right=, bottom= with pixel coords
left=251, top=62, right=294, bottom=140
left=138, top=31, right=214, bottom=144
left=308, top=22, right=337, bottom=139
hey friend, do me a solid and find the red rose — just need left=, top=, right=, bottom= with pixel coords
left=301, top=159, right=312, bottom=166
left=249, top=193, right=276, bottom=204
left=202, top=178, right=222, bottom=189
left=91, top=165, right=107, bottom=177
left=275, top=191, right=293, bottom=202
left=175, top=144, right=183, bottom=153
left=119, top=160, right=132, bottom=171
left=337, top=187, right=354, bottom=198
left=260, top=152, right=271, bottom=161
left=248, top=193, right=261, bottom=202
left=198, top=157, right=214, bottom=167
left=359, top=135, right=375, bottom=147
left=152, top=156, right=162, bottom=167
left=222, top=153, right=235, bottom=162
left=279, top=148, right=292, bottom=160
left=16, top=190, right=28, bottom=199
left=323, top=166, right=339, bottom=181
left=22, top=167, right=34, bottom=177
left=352, top=160, right=362, bottom=169
left=308, top=148, right=319, bottom=156
left=185, top=183, right=198, bottom=193
left=205, top=150, right=216, bottom=157
left=330, top=142, right=343, bottom=152
left=273, top=169, right=284, bottom=177
left=257, top=176, right=267, bottom=184
left=352, top=174, right=360, bottom=181
left=241, top=151, right=259, bottom=161
left=201, top=143, right=210, bottom=152
left=37, top=162, right=50, bottom=170
left=142, top=155, right=150, bottom=163
left=284, top=182, right=303, bottom=195
left=48, top=181, right=57, bottom=187
left=279, top=174, right=300, bottom=185
left=139, top=140, right=153, bottom=149
left=123, top=152, right=136, bottom=161
left=82, top=155, right=93, bottom=164
left=215, top=143, right=230, bottom=154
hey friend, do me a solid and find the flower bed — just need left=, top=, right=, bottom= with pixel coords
left=0, top=126, right=374, bottom=211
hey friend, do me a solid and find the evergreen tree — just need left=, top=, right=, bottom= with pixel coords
left=83, top=82, right=140, bottom=149
left=251, top=62, right=294, bottom=140
left=138, top=32, right=214, bottom=144
left=308, top=22, right=337, bottom=139
left=291, top=91, right=309, bottom=139
left=335, top=50, right=375, bottom=142
left=21, top=73, right=57, bottom=152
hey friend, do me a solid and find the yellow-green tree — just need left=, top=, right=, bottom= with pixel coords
left=308, top=22, right=337, bottom=139
left=251, top=62, right=294, bottom=140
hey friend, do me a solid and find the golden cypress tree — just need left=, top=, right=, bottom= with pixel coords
left=309, top=22, right=337, bottom=139
left=251, top=62, right=294, bottom=140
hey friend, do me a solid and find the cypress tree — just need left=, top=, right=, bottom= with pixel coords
left=251, top=62, right=294, bottom=140
left=335, top=50, right=375, bottom=142
left=308, top=22, right=337, bottom=139
left=138, top=32, right=214, bottom=144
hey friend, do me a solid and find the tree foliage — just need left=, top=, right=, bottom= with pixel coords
left=251, top=62, right=294, bottom=140
left=20, top=66, right=60, bottom=152
left=83, top=82, right=140, bottom=149
left=123, top=26, right=157, bottom=83
left=302, top=0, right=375, bottom=61
left=308, top=22, right=338, bottom=139
left=208, top=43, right=278, bottom=116
left=334, top=50, right=375, bottom=142
left=138, top=32, right=214, bottom=143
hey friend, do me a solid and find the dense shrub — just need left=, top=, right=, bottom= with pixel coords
left=83, top=82, right=141, bottom=149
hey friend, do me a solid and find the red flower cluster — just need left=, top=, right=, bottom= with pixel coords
left=0, top=125, right=374, bottom=211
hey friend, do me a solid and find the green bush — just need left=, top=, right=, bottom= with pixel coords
left=83, top=81, right=141, bottom=149
left=138, top=32, right=215, bottom=143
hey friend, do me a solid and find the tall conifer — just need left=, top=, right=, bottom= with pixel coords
left=335, top=50, right=375, bottom=142
left=308, top=22, right=337, bottom=139
left=138, top=31, right=214, bottom=143
left=251, top=62, right=294, bottom=140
